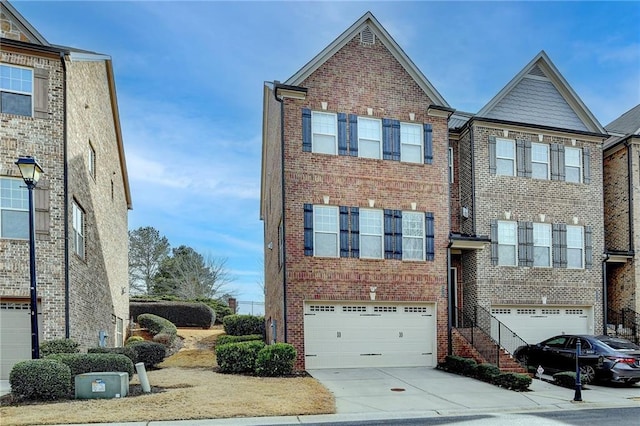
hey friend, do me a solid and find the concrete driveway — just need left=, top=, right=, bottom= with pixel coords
left=307, top=367, right=640, bottom=417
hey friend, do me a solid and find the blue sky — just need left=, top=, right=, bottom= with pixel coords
left=12, top=1, right=640, bottom=307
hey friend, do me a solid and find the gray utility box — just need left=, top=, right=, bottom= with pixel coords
left=75, top=372, right=128, bottom=399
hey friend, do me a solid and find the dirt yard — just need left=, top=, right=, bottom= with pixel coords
left=0, top=327, right=335, bottom=425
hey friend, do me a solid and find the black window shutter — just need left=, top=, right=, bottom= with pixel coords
left=338, top=113, right=348, bottom=156
left=583, top=147, right=591, bottom=184
left=382, top=118, right=393, bottom=160
left=394, top=210, right=402, bottom=259
left=426, top=212, right=435, bottom=261
left=552, top=223, right=561, bottom=267
left=490, top=219, right=498, bottom=266
left=384, top=209, right=394, bottom=259
left=424, top=123, right=433, bottom=164
left=585, top=226, right=593, bottom=269
left=303, top=203, right=313, bottom=256
left=302, top=109, right=312, bottom=152
left=518, top=221, right=527, bottom=266
left=558, top=144, right=566, bottom=181
left=524, top=139, right=532, bottom=178
left=525, top=221, right=533, bottom=266
left=350, top=207, right=360, bottom=258
left=349, top=114, right=358, bottom=156
left=392, top=120, right=401, bottom=161
left=489, top=136, right=497, bottom=175
left=516, top=139, right=526, bottom=177
left=339, top=206, right=349, bottom=257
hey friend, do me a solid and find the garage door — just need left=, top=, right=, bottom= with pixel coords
left=0, top=301, right=41, bottom=380
left=304, top=302, right=436, bottom=369
left=491, top=305, right=593, bottom=345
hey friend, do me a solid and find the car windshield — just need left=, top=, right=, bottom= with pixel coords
left=597, top=337, right=639, bottom=350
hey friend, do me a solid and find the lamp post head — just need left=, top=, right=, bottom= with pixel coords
left=15, top=156, right=44, bottom=188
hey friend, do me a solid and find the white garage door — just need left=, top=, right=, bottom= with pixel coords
left=491, top=305, right=593, bottom=345
left=304, top=302, right=436, bottom=369
left=0, top=301, right=41, bottom=380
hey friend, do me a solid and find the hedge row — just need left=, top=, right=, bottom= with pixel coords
left=222, top=315, right=265, bottom=336
left=439, top=355, right=531, bottom=391
left=216, top=334, right=263, bottom=346
left=215, top=341, right=296, bottom=376
left=130, top=300, right=216, bottom=327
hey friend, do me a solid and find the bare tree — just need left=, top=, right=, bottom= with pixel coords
left=128, top=226, right=170, bottom=295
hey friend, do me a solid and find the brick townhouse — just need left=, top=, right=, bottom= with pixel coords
left=261, top=12, right=624, bottom=370
left=0, top=0, right=131, bottom=379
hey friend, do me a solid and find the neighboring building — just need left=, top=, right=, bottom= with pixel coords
left=449, top=51, right=608, bottom=348
left=1, top=0, right=131, bottom=379
left=261, top=12, right=453, bottom=370
left=602, top=104, right=640, bottom=337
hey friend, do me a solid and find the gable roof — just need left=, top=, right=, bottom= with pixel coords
left=1, top=0, right=49, bottom=45
left=605, top=104, right=640, bottom=136
left=284, top=11, right=449, bottom=108
left=476, top=51, right=605, bottom=134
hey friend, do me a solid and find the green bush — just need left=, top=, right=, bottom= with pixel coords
left=9, top=359, right=71, bottom=401
left=216, top=334, right=263, bottom=346
left=46, top=353, right=135, bottom=381
left=223, top=315, right=265, bottom=336
left=476, top=363, right=501, bottom=381
left=130, top=300, right=216, bottom=327
left=125, top=336, right=145, bottom=345
left=88, top=346, right=137, bottom=364
left=553, top=371, right=580, bottom=389
left=137, top=313, right=177, bottom=344
left=127, top=341, right=166, bottom=368
left=493, top=372, right=532, bottom=391
left=440, top=355, right=478, bottom=376
left=40, top=338, right=80, bottom=357
left=216, top=340, right=265, bottom=374
left=255, top=343, right=297, bottom=377
left=198, top=298, right=232, bottom=324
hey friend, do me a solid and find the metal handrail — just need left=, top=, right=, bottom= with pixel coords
left=607, top=307, right=639, bottom=344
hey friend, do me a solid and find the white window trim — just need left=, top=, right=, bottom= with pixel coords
left=533, top=222, right=551, bottom=267
left=72, top=201, right=85, bottom=259
left=0, top=63, right=34, bottom=116
left=402, top=211, right=425, bottom=261
left=496, top=138, right=515, bottom=176
left=311, top=111, right=337, bottom=155
left=565, top=147, right=582, bottom=183
left=497, top=220, right=517, bottom=266
left=313, top=205, right=339, bottom=258
left=566, top=225, right=584, bottom=269
left=358, top=117, right=382, bottom=159
left=0, top=176, right=29, bottom=240
left=400, top=122, right=423, bottom=164
left=88, top=142, right=96, bottom=180
left=448, top=147, right=454, bottom=183
left=359, top=208, right=383, bottom=259
left=531, top=142, right=549, bottom=180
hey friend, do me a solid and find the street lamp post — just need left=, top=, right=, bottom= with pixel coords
left=15, top=156, right=44, bottom=359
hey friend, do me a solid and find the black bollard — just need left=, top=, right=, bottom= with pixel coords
left=574, top=338, right=582, bottom=401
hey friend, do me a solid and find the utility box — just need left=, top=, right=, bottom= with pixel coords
left=75, top=372, right=128, bottom=399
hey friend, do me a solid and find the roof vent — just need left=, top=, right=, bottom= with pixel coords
left=528, top=64, right=546, bottom=78
left=360, top=26, right=375, bottom=45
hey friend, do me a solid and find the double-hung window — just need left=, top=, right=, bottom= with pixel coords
left=565, top=147, right=582, bottom=183
left=496, top=138, right=515, bottom=176
left=72, top=201, right=85, bottom=259
left=358, top=117, right=382, bottom=159
left=311, top=112, right=337, bottom=154
left=402, top=211, right=424, bottom=260
left=531, top=143, right=549, bottom=180
left=0, top=177, right=28, bottom=239
left=400, top=122, right=422, bottom=163
left=566, top=225, right=584, bottom=268
left=533, top=222, right=551, bottom=267
left=498, top=221, right=517, bottom=266
left=448, top=147, right=454, bottom=182
left=0, top=64, right=33, bottom=117
left=359, top=209, right=383, bottom=258
left=313, top=205, right=338, bottom=257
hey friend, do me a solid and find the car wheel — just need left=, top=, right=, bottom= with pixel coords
left=579, top=365, right=596, bottom=384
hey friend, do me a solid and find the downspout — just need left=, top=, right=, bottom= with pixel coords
left=469, top=126, right=477, bottom=233
left=602, top=253, right=609, bottom=334
left=61, top=52, right=70, bottom=338
left=446, top=126, right=453, bottom=356
left=274, top=88, right=287, bottom=343
left=627, top=142, right=634, bottom=252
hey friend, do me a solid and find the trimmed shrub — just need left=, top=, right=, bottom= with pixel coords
left=125, top=335, right=145, bottom=345
left=10, top=359, right=71, bottom=401
left=127, top=341, right=166, bottom=368
left=440, top=355, right=478, bottom=376
left=40, top=338, right=80, bottom=357
left=216, top=334, right=263, bottom=346
left=216, top=340, right=265, bottom=374
left=255, top=343, right=297, bottom=377
left=553, top=371, right=579, bottom=389
left=46, top=353, right=135, bottom=381
left=198, top=298, right=232, bottom=324
left=130, top=300, right=216, bottom=328
left=476, top=363, right=501, bottom=381
left=493, top=372, right=532, bottom=391
left=88, top=346, right=137, bottom=364
left=223, top=315, right=265, bottom=336
left=137, top=313, right=177, bottom=345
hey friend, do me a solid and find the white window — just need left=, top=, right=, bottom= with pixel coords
left=400, top=122, right=422, bottom=163
left=533, top=222, right=551, bottom=267
left=0, top=177, right=28, bottom=239
left=72, top=201, right=85, bottom=259
left=116, top=317, right=123, bottom=347
left=566, top=225, right=584, bottom=268
left=565, top=147, right=582, bottom=183
left=448, top=147, right=454, bottom=182
left=496, top=138, right=515, bottom=176
left=402, top=211, right=424, bottom=260
left=358, top=117, right=382, bottom=159
left=498, top=221, right=517, bottom=266
left=0, top=64, right=33, bottom=117
left=311, top=111, right=337, bottom=154
left=360, top=209, right=383, bottom=258
left=313, top=205, right=338, bottom=257
left=88, top=142, right=96, bottom=180
left=532, top=143, right=549, bottom=180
